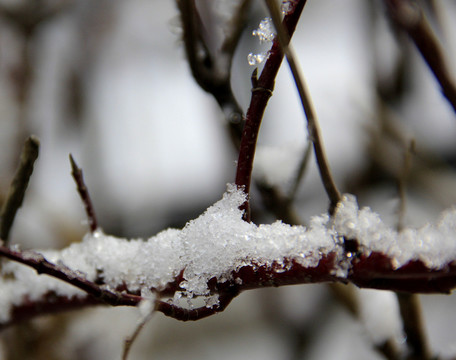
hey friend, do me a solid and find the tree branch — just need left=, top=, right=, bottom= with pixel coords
left=384, top=0, right=456, bottom=114
left=235, top=0, right=308, bottom=221
left=70, top=155, right=98, bottom=233
left=264, top=0, right=341, bottom=213
left=0, top=136, right=39, bottom=243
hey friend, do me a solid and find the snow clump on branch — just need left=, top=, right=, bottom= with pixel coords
left=1, top=185, right=456, bottom=322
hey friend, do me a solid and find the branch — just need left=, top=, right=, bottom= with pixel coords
left=176, top=0, right=246, bottom=143
left=0, top=136, right=39, bottom=243
left=69, top=155, right=98, bottom=232
left=235, top=0, right=308, bottom=221
left=264, top=0, right=341, bottom=213
left=2, top=189, right=456, bottom=328
left=384, top=0, right=456, bottom=114
left=0, top=244, right=141, bottom=307
left=397, top=293, right=430, bottom=360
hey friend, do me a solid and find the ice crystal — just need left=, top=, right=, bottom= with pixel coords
left=252, top=17, right=275, bottom=43
left=247, top=17, right=276, bottom=66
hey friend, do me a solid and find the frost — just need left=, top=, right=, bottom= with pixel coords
left=252, top=17, right=276, bottom=43
left=247, top=53, right=268, bottom=66
left=247, top=17, right=276, bottom=66
left=1, top=187, right=456, bottom=322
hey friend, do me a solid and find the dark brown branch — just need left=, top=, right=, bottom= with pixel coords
left=235, top=0, right=308, bottom=221
left=69, top=154, right=98, bottom=232
left=384, top=0, right=456, bottom=114
left=265, top=0, right=341, bottom=213
left=0, top=136, right=39, bottom=243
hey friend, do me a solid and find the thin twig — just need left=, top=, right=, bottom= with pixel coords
left=384, top=0, right=456, bottom=114
left=397, top=139, right=415, bottom=232
left=397, top=293, right=430, bottom=360
left=0, top=136, right=39, bottom=243
left=264, top=0, right=341, bottom=213
left=235, top=0, right=308, bottom=221
left=329, top=284, right=402, bottom=360
left=287, top=141, right=312, bottom=203
left=176, top=0, right=246, bottom=142
left=69, top=154, right=98, bottom=232
left=395, top=139, right=430, bottom=360
left=122, top=303, right=155, bottom=360
left=0, top=244, right=141, bottom=307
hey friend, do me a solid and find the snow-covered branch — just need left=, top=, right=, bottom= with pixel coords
left=1, top=185, right=456, bottom=327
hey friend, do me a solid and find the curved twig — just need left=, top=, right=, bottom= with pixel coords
left=264, top=0, right=341, bottom=213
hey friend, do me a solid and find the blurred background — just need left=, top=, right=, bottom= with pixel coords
left=1, top=0, right=456, bottom=359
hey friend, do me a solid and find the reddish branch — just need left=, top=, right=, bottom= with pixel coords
left=1, top=240, right=456, bottom=328
left=235, top=0, right=307, bottom=221
left=0, top=245, right=141, bottom=307
left=384, top=0, right=456, bottom=114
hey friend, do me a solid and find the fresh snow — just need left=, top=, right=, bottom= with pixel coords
left=1, top=186, right=456, bottom=322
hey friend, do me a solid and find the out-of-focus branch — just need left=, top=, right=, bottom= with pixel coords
left=264, top=0, right=341, bottom=214
left=384, top=0, right=456, bottom=114
left=330, top=284, right=402, bottom=360
left=395, top=139, right=431, bottom=360
left=0, top=136, right=39, bottom=243
left=235, top=0, right=308, bottom=221
left=70, top=155, right=98, bottom=233
left=397, top=292, right=430, bottom=360
left=176, top=0, right=248, bottom=144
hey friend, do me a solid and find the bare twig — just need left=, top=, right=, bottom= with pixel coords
left=264, top=0, right=341, bottom=213
left=235, top=0, right=308, bottom=221
left=176, top=0, right=247, bottom=143
left=395, top=139, right=430, bottom=360
left=329, top=284, right=402, bottom=360
left=69, top=154, right=98, bottom=232
left=397, top=139, right=415, bottom=231
left=397, top=292, right=430, bottom=360
left=384, top=0, right=456, bottom=114
left=122, top=302, right=155, bottom=360
left=287, top=140, right=312, bottom=203
left=0, top=244, right=141, bottom=307
left=0, top=136, right=39, bottom=243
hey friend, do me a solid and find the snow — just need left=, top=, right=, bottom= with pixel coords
left=247, top=17, right=276, bottom=66
left=1, top=187, right=456, bottom=322
left=334, top=194, right=456, bottom=269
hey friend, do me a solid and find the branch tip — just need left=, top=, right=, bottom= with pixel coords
left=69, top=154, right=98, bottom=232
